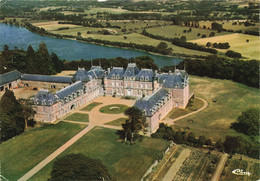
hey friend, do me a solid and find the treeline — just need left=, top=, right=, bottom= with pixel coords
left=0, top=43, right=63, bottom=75
left=63, top=56, right=159, bottom=71
left=142, top=29, right=217, bottom=54
left=58, top=21, right=121, bottom=29
left=76, top=36, right=173, bottom=55
left=152, top=123, right=259, bottom=159
left=174, top=55, right=258, bottom=88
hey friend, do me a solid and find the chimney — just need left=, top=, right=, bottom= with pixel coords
left=107, top=68, right=111, bottom=75
left=169, top=70, right=172, bottom=74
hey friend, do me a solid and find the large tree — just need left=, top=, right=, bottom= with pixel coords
left=49, top=154, right=112, bottom=181
left=223, top=136, right=241, bottom=154
left=0, top=90, right=25, bottom=142
left=231, top=108, right=259, bottom=136
left=122, top=106, right=148, bottom=143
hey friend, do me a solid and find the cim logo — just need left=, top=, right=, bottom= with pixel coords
left=232, top=169, right=251, bottom=176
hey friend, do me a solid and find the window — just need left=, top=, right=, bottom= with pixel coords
left=112, top=82, right=115, bottom=86
left=116, top=82, right=119, bottom=87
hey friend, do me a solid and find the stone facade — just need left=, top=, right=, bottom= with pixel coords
left=0, top=64, right=192, bottom=133
left=33, top=79, right=100, bottom=123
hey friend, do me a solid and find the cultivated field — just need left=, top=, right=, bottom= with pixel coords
left=29, top=127, right=170, bottom=181
left=173, top=149, right=220, bottom=181
left=190, top=33, right=259, bottom=60
left=0, top=122, right=85, bottom=181
left=220, top=157, right=260, bottom=181
left=31, top=21, right=82, bottom=31
left=173, top=76, right=259, bottom=142
left=147, top=25, right=230, bottom=40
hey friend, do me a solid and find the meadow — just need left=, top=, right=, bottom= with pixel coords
left=0, top=122, right=85, bottom=181
left=29, top=127, right=170, bottom=181
left=173, top=75, right=259, bottom=142
left=190, top=33, right=259, bottom=60
left=199, top=21, right=260, bottom=33
left=146, top=25, right=230, bottom=41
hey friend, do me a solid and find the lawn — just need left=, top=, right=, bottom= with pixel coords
left=220, top=158, right=260, bottom=181
left=80, top=102, right=102, bottom=111
left=173, top=76, right=259, bottom=142
left=0, top=122, right=85, bottom=181
left=146, top=25, right=230, bottom=41
left=190, top=33, right=260, bottom=60
left=168, top=97, right=204, bottom=119
left=64, top=113, right=89, bottom=122
left=99, top=104, right=129, bottom=114
left=105, top=118, right=127, bottom=126
left=30, top=127, right=170, bottom=181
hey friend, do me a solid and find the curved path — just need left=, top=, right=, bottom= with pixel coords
left=164, top=97, right=208, bottom=126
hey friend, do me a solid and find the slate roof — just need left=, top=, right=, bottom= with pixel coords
left=89, top=66, right=105, bottom=79
left=56, top=81, right=84, bottom=100
left=123, top=63, right=140, bottom=77
left=134, top=88, right=169, bottom=117
left=34, top=90, right=57, bottom=106
left=0, top=70, right=22, bottom=86
left=107, top=67, right=125, bottom=80
left=72, top=68, right=91, bottom=82
left=157, top=70, right=187, bottom=89
left=135, top=69, right=154, bottom=82
left=22, top=74, right=72, bottom=83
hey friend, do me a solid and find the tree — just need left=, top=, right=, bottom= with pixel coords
left=187, top=132, right=196, bottom=143
left=0, top=90, right=25, bottom=142
left=215, top=139, right=224, bottom=152
left=77, top=32, right=81, bottom=36
left=198, top=135, right=206, bottom=146
left=21, top=104, right=36, bottom=131
left=49, top=154, right=112, bottom=181
left=180, top=36, right=186, bottom=42
left=223, top=136, right=241, bottom=154
left=206, top=138, right=213, bottom=146
left=122, top=106, right=148, bottom=143
left=206, top=42, right=211, bottom=47
left=231, top=108, right=259, bottom=136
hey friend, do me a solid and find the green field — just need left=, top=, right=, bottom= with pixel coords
left=80, top=102, right=102, bottom=111
left=0, top=122, right=85, bottom=181
left=105, top=118, right=127, bottom=126
left=174, top=76, right=259, bottom=142
left=30, top=127, right=170, bottom=181
left=64, top=113, right=89, bottom=122
left=191, top=33, right=259, bottom=60
left=31, top=20, right=210, bottom=57
left=99, top=104, right=129, bottom=114
left=199, top=21, right=260, bottom=33
left=169, top=97, right=204, bottom=119
left=147, top=25, right=230, bottom=41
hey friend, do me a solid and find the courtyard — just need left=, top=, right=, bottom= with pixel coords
left=62, top=96, right=135, bottom=127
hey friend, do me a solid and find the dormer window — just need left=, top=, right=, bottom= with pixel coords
left=112, top=74, right=115, bottom=79
left=145, top=76, right=149, bottom=81
left=140, top=76, right=144, bottom=81
left=116, top=74, right=119, bottom=79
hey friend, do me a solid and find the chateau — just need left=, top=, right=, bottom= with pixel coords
left=0, top=63, right=192, bottom=134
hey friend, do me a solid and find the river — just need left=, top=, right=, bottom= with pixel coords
left=0, top=23, right=182, bottom=68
